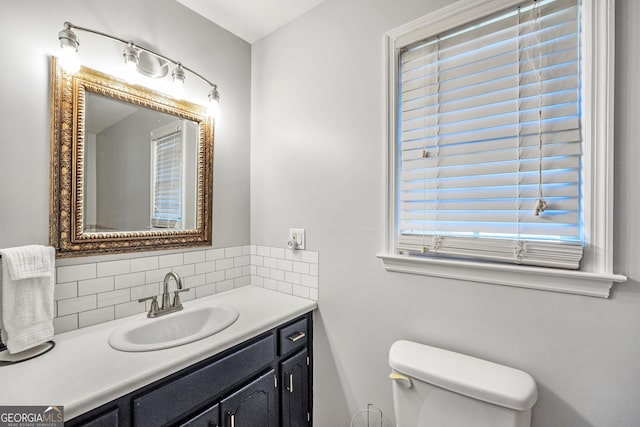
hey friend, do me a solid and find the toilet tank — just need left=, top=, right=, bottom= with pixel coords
left=389, top=340, right=538, bottom=427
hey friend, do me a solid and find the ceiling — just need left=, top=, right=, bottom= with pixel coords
left=176, top=0, right=328, bottom=43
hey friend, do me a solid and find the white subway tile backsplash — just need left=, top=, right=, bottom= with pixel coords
left=145, top=268, right=172, bottom=284
left=293, top=261, right=310, bottom=275
left=172, top=264, right=195, bottom=278
left=206, top=270, right=225, bottom=284
left=130, top=283, right=160, bottom=301
left=225, top=246, right=242, bottom=258
left=270, top=269, right=285, bottom=281
left=263, top=257, right=277, bottom=269
left=216, top=279, right=234, bottom=293
left=257, top=266, right=270, bottom=278
left=185, top=274, right=206, bottom=288
left=57, top=263, right=96, bottom=283
left=206, top=248, right=225, bottom=261
left=278, top=259, right=293, bottom=272
left=216, top=258, right=234, bottom=271
left=271, top=247, right=285, bottom=259
left=195, top=284, right=216, bottom=298
left=79, top=307, right=114, bottom=328
left=115, top=301, right=145, bottom=319
left=180, top=288, right=196, bottom=302
left=301, top=251, right=319, bottom=264
left=78, top=277, right=114, bottom=296
left=195, top=261, right=216, bottom=275
left=234, top=255, right=250, bottom=267
left=285, top=250, right=302, bottom=262
left=285, top=271, right=301, bottom=285
left=183, top=250, right=206, bottom=264
left=159, top=253, right=183, bottom=268
left=235, top=276, right=251, bottom=287
left=54, top=282, right=77, bottom=301
left=130, top=256, right=159, bottom=272
left=97, top=289, right=130, bottom=308
left=251, top=275, right=264, bottom=287
left=226, top=267, right=243, bottom=280
left=292, top=285, right=310, bottom=299
left=277, top=281, right=293, bottom=294
left=250, top=247, right=319, bottom=301
left=263, top=278, right=277, bottom=290
left=97, top=260, right=130, bottom=277
left=53, top=314, right=78, bottom=334
left=309, top=264, right=319, bottom=276
left=301, top=274, right=319, bottom=288
left=115, top=272, right=146, bottom=289
left=58, top=295, right=96, bottom=316
left=50, top=245, right=318, bottom=333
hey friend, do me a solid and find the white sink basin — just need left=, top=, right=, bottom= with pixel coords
left=108, top=304, right=239, bottom=352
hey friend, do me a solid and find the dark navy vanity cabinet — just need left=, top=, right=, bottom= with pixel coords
left=66, top=312, right=312, bottom=427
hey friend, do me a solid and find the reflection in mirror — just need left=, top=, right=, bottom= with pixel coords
left=83, top=93, right=199, bottom=233
left=50, top=57, right=214, bottom=257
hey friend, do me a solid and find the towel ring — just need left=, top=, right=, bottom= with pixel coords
left=0, top=340, right=56, bottom=366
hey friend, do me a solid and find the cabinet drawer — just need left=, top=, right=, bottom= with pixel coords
left=69, top=407, right=119, bottom=427
left=278, top=317, right=308, bottom=356
left=133, top=335, right=274, bottom=427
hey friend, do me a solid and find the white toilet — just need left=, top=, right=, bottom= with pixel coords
left=389, top=340, right=538, bottom=427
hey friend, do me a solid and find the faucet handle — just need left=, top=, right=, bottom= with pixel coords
left=138, top=295, right=159, bottom=317
left=172, top=288, right=190, bottom=309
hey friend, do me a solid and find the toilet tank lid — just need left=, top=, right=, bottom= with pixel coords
left=389, top=340, right=538, bottom=411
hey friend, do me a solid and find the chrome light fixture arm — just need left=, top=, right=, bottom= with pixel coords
left=57, top=22, right=220, bottom=112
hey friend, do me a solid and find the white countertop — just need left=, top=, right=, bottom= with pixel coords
left=0, top=287, right=316, bottom=420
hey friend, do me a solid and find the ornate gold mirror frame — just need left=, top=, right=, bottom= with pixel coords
left=50, top=57, right=213, bottom=257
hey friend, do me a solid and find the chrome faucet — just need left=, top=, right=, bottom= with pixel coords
left=138, top=272, right=190, bottom=318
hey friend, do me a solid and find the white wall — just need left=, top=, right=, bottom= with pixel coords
left=251, top=0, right=640, bottom=425
left=0, top=0, right=251, bottom=251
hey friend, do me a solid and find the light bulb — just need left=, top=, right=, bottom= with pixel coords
left=59, top=45, right=80, bottom=74
left=58, top=23, right=80, bottom=74
left=123, top=44, right=139, bottom=83
left=207, top=98, right=219, bottom=118
left=171, top=64, right=186, bottom=99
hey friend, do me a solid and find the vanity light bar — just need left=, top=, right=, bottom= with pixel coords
left=57, top=22, right=220, bottom=116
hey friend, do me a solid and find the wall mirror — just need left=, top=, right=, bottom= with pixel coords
left=50, top=57, right=213, bottom=257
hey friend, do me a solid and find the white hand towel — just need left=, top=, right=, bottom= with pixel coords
left=0, top=245, right=55, bottom=354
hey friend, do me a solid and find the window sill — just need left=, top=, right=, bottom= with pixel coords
left=377, top=253, right=627, bottom=298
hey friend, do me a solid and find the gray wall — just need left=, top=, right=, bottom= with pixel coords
left=251, top=0, right=640, bottom=425
left=0, top=0, right=251, bottom=251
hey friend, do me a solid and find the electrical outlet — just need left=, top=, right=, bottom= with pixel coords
left=289, top=228, right=305, bottom=250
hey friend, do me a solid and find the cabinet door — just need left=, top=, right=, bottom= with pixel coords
left=180, top=403, right=219, bottom=427
left=281, top=349, right=309, bottom=427
left=220, top=370, right=278, bottom=427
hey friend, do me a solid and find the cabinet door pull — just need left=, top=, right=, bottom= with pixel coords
left=287, top=372, right=294, bottom=393
left=287, top=331, right=306, bottom=342
left=230, top=414, right=235, bottom=427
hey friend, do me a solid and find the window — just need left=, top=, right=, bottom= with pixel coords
left=380, top=0, right=625, bottom=297
left=151, top=122, right=184, bottom=229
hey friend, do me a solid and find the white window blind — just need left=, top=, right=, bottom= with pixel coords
left=397, top=0, right=583, bottom=269
left=151, top=127, right=183, bottom=228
